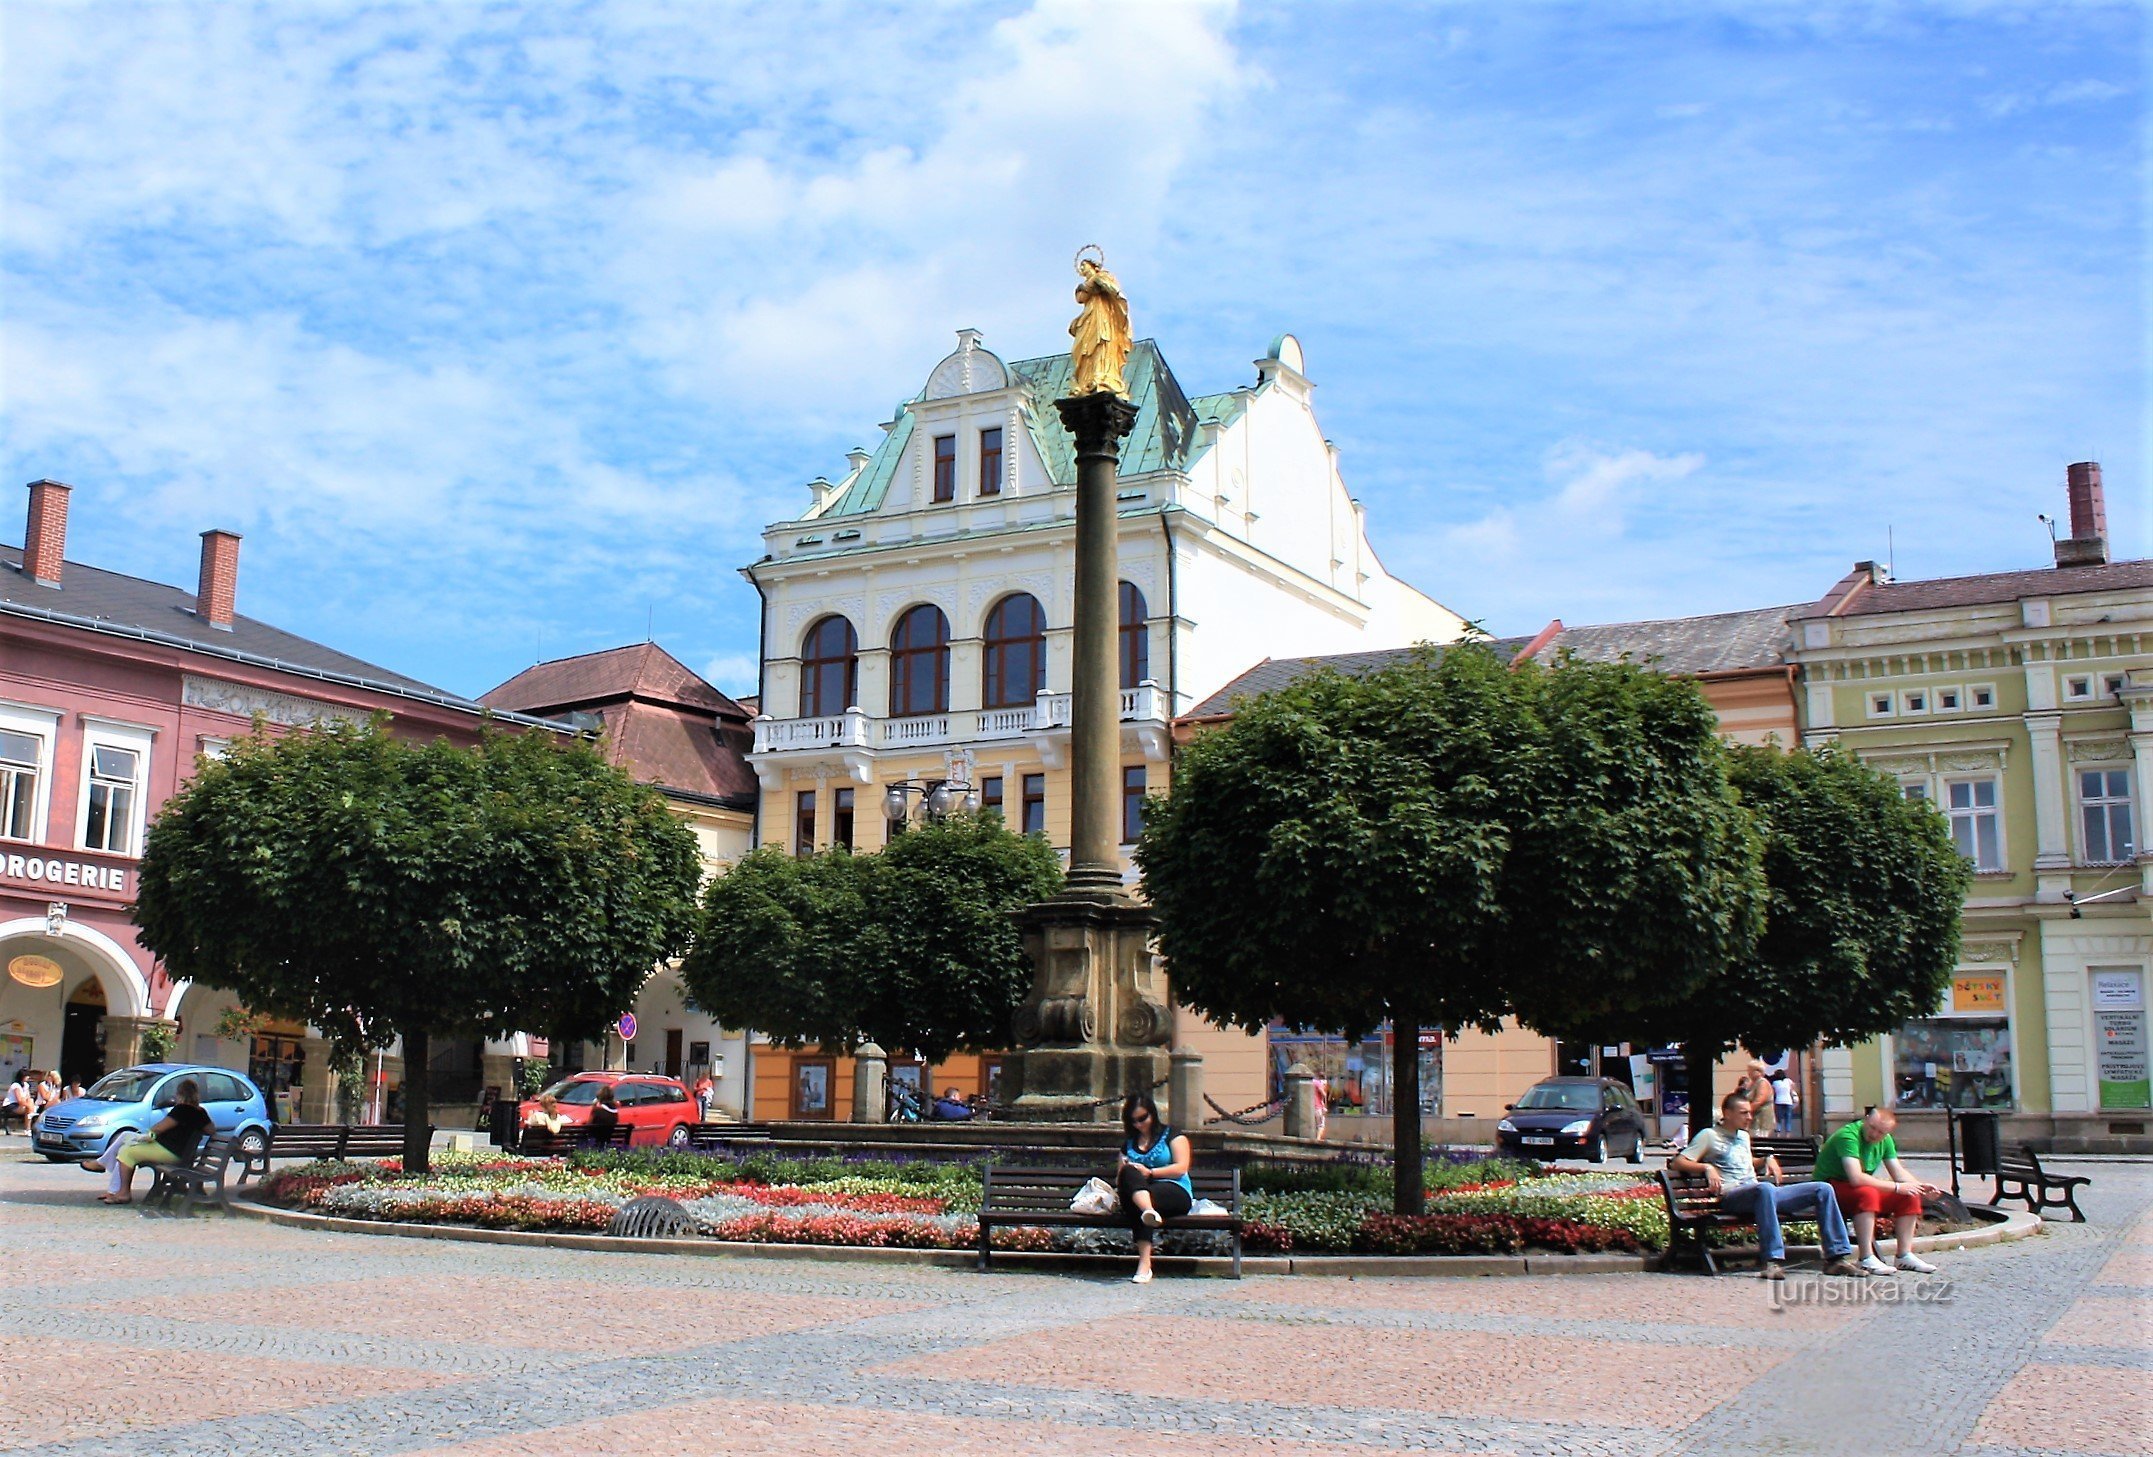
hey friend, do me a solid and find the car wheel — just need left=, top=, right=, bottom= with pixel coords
left=1586, top=1135, right=1606, bottom=1164
left=237, top=1128, right=270, bottom=1160
left=1626, top=1132, right=1646, bottom=1164
left=666, top=1124, right=690, bottom=1150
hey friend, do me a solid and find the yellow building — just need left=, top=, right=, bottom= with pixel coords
left=740, top=329, right=1463, bottom=1120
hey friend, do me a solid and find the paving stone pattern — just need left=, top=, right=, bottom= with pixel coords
left=2, top=1151, right=2148, bottom=1456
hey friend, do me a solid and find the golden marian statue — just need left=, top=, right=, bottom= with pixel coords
left=1067, top=245, right=1131, bottom=398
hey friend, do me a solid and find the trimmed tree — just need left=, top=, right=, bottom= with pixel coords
left=134, top=720, right=703, bottom=1172
left=1138, top=645, right=1764, bottom=1213
left=682, top=814, right=1063, bottom=1070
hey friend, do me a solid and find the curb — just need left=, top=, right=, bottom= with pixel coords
left=226, top=1199, right=2043, bottom=1276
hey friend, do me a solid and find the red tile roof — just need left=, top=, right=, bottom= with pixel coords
left=482, top=642, right=744, bottom=718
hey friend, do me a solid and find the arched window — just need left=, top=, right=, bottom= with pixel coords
left=1119, top=582, right=1150, bottom=689
left=798, top=616, right=858, bottom=718
left=888, top=604, right=951, bottom=716
left=982, top=593, right=1047, bottom=709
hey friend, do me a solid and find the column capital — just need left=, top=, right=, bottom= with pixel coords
left=1054, top=394, right=1138, bottom=461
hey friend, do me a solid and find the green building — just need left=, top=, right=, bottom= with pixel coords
left=1790, top=464, right=2151, bottom=1152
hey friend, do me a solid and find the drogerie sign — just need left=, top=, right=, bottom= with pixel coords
left=2, top=853, right=129, bottom=893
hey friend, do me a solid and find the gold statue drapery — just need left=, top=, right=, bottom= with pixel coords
left=1067, top=250, right=1131, bottom=398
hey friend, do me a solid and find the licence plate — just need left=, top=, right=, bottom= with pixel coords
left=1522, top=1136, right=1555, bottom=1146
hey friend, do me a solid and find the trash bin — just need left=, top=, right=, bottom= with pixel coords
left=487, top=1095, right=517, bottom=1149
left=1956, top=1109, right=2001, bottom=1176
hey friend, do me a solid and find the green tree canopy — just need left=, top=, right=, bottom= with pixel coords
left=1138, top=644, right=1760, bottom=1211
left=134, top=720, right=703, bottom=1171
left=682, top=814, right=1063, bottom=1070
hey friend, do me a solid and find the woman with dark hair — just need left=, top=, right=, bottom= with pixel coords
left=585, top=1084, right=622, bottom=1147
left=1117, top=1092, right=1193, bottom=1284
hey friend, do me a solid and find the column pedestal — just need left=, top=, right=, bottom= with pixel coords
left=1007, top=894, right=1171, bottom=1121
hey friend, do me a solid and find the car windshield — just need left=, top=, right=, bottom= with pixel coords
left=84, top=1070, right=161, bottom=1103
left=1515, top=1084, right=1600, bottom=1111
left=538, top=1079, right=602, bottom=1105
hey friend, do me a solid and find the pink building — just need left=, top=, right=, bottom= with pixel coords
left=1, top=479, right=556, bottom=1117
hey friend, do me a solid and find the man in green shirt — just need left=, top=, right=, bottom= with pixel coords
left=1820, top=1107, right=1944, bottom=1275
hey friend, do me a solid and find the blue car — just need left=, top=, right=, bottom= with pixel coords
left=31, top=1063, right=273, bottom=1165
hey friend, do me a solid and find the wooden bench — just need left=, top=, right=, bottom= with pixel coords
left=143, top=1134, right=237, bottom=1214
left=1659, top=1168, right=1843, bottom=1275
left=976, top=1165, right=1244, bottom=1277
left=234, top=1124, right=426, bottom=1184
left=517, top=1121, right=635, bottom=1157
left=1991, top=1145, right=2089, bottom=1222
left=1752, top=1135, right=1820, bottom=1184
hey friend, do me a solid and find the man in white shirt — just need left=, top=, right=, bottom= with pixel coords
left=1669, top=1091, right=1860, bottom=1280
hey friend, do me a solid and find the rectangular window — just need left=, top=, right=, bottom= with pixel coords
left=1946, top=778, right=2002, bottom=871
left=1970, top=685, right=1995, bottom=709
left=1903, top=690, right=1927, bottom=714
left=978, top=426, right=1003, bottom=497
left=1121, top=765, right=1146, bottom=843
left=833, top=787, right=855, bottom=850
left=2079, top=769, right=2135, bottom=864
left=2066, top=675, right=2092, bottom=699
left=82, top=744, right=140, bottom=855
left=1021, top=773, right=1046, bottom=836
left=0, top=728, right=40, bottom=842
left=794, top=790, right=816, bottom=856
left=1936, top=688, right=1961, bottom=712
left=980, top=775, right=1004, bottom=820
left=1901, top=780, right=1929, bottom=802
left=2103, top=673, right=2126, bottom=696
left=932, top=434, right=956, bottom=502
left=1894, top=1017, right=2013, bottom=1110
left=1867, top=691, right=1894, bottom=718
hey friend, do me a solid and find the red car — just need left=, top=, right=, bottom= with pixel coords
left=518, top=1072, right=698, bottom=1148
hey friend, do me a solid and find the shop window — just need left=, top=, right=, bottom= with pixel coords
left=2092, top=969, right=2149, bottom=1111
left=1268, top=1023, right=1440, bottom=1117
left=790, top=1057, right=835, bottom=1119
left=978, top=427, right=1003, bottom=497
left=1122, top=765, right=1146, bottom=843
left=794, top=790, right=816, bottom=856
left=2079, top=769, right=2135, bottom=864
left=1894, top=1018, right=2012, bottom=1110
left=980, top=1055, right=1009, bottom=1108
left=799, top=615, right=859, bottom=717
left=1021, top=773, right=1046, bottom=836
left=887, top=1058, right=925, bottom=1120
left=980, top=776, right=1003, bottom=821
left=1119, top=581, right=1149, bottom=688
left=81, top=743, right=141, bottom=855
left=888, top=605, right=951, bottom=716
left=1945, top=778, right=2002, bottom=870
left=982, top=593, right=1047, bottom=709
left=932, top=434, right=956, bottom=502
left=833, top=787, right=855, bottom=850
left=0, top=728, right=41, bottom=842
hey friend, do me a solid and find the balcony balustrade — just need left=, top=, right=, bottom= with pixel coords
left=750, top=682, right=1166, bottom=757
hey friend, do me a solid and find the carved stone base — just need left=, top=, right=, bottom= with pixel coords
left=1006, top=891, right=1171, bottom=1123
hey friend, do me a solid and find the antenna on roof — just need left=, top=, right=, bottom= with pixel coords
left=2037, top=512, right=2058, bottom=546
left=1887, top=526, right=1894, bottom=582
left=645, top=604, right=654, bottom=643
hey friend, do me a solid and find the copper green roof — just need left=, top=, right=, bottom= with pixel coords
left=812, top=339, right=1209, bottom=519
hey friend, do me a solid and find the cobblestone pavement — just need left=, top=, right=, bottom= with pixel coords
left=3, top=1149, right=2148, bottom=1456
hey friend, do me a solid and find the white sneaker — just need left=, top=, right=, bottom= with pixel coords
left=1859, top=1254, right=1897, bottom=1277
left=1140, top=1207, right=1162, bottom=1229
left=1896, top=1252, right=1939, bottom=1274
left=1131, top=1267, right=1153, bottom=1284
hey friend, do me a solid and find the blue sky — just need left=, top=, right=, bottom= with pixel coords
left=1, top=1, right=2141, bottom=700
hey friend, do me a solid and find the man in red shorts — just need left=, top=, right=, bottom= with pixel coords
left=1821, top=1106, right=1944, bottom=1276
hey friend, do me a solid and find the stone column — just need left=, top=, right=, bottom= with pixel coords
left=101, top=1016, right=162, bottom=1073
left=1168, top=1047, right=1205, bottom=1134
left=1005, top=391, right=1167, bottom=1120
left=1282, top=1062, right=1317, bottom=1140
left=852, top=1043, right=887, bottom=1124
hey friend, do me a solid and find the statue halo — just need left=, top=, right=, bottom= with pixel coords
left=1074, top=243, right=1107, bottom=272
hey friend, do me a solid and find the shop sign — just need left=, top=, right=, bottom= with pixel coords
left=2092, top=971, right=2144, bottom=1011
left=1951, top=974, right=2006, bottom=1014
left=2, top=853, right=128, bottom=893
left=2094, top=970, right=2149, bottom=1111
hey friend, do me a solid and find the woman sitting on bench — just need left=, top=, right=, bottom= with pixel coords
left=1117, top=1093, right=1193, bottom=1285
left=84, top=1078, right=210, bottom=1205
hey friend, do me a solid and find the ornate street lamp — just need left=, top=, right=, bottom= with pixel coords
left=883, top=776, right=979, bottom=830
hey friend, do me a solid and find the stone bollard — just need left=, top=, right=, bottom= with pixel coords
left=853, top=1043, right=887, bottom=1124
left=1283, top=1062, right=1316, bottom=1140
left=1169, top=1047, right=1204, bottom=1133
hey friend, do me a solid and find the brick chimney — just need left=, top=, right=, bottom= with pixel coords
left=196, top=529, right=241, bottom=629
left=2054, top=461, right=2108, bottom=568
left=22, top=479, right=71, bottom=587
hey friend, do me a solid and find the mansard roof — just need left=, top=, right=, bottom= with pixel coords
left=1791, top=558, right=2153, bottom=621
left=811, top=338, right=1210, bottom=519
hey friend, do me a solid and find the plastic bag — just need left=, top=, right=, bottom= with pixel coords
left=1189, top=1198, right=1227, bottom=1217
left=1069, top=1176, right=1119, bottom=1216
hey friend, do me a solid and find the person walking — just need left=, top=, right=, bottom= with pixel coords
left=692, top=1072, right=715, bottom=1123
left=1115, top=1093, right=1193, bottom=1285
left=1771, top=1067, right=1799, bottom=1137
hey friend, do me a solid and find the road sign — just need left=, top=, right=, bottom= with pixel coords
left=616, top=1012, right=638, bottom=1042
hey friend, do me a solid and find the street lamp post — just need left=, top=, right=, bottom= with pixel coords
left=883, top=776, right=978, bottom=832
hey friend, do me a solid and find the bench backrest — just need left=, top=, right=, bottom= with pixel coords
left=1752, top=1135, right=1819, bottom=1179
left=1658, top=1169, right=1727, bottom=1221
left=1997, top=1145, right=2044, bottom=1174
left=521, top=1123, right=634, bottom=1155
left=982, top=1164, right=1241, bottom=1212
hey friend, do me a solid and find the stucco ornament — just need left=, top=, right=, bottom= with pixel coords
left=1067, top=246, right=1131, bottom=398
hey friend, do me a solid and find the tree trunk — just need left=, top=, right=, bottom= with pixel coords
left=1683, top=1035, right=1723, bottom=1143
left=1392, top=1013, right=1424, bottom=1216
left=402, top=1025, right=431, bottom=1176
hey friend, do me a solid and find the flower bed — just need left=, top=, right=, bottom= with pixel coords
left=255, top=1150, right=1679, bottom=1259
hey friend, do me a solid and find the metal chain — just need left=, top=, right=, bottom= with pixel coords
left=974, top=1075, right=1169, bottom=1119
left=1203, top=1093, right=1287, bottom=1127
